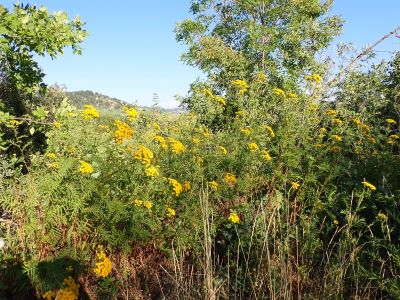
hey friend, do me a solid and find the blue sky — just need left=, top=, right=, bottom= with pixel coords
left=3, top=1, right=400, bottom=107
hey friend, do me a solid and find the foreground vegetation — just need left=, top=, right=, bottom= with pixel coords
left=1, top=1, right=400, bottom=299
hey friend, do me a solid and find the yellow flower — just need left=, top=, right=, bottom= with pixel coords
left=362, top=181, right=376, bottom=191
left=81, top=105, right=99, bottom=120
left=123, top=106, right=139, bottom=121
left=261, top=150, right=272, bottom=161
left=43, top=290, right=56, bottom=300
left=325, top=109, right=337, bottom=117
left=169, top=138, right=186, bottom=154
left=143, top=200, right=153, bottom=209
left=331, top=135, right=342, bottom=142
left=79, top=160, right=93, bottom=174
left=208, top=180, right=219, bottom=191
left=114, top=120, right=134, bottom=144
left=223, top=172, right=237, bottom=185
left=228, top=210, right=240, bottom=224
left=213, top=95, right=226, bottom=106
left=352, top=118, right=362, bottom=125
left=332, top=118, right=343, bottom=126
left=262, top=125, right=275, bottom=138
left=145, top=165, right=159, bottom=178
left=183, top=180, right=191, bottom=191
left=319, top=127, right=327, bottom=134
left=330, top=146, right=341, bottom=153
left=202, top=88, right=213, bottom=97
left=168, top=178, right=183, bottom=196
left=134, top=145, right=154, bottom=166
left=377, top=212, right=388, bottom=222
left=46, top=152, right=57, bottom=160
left=273, top=88, right=285, bottom=96
left=50, top=276, right=80, bottom=300
left=359, top=123, right=370, bottom=132
left=47, top=162, right=60, bottom=170
left=248, top=142, right=259, bottom=152
left=152, top=122, right=161, bottom=131
left=93, top=249, right=112, bottom=278
left=217, top=145, right=228, bottom=155
left=192, top=137, right=200, bottom=144
left=333, top=219, right=339, bottom=225
left=53, top=121, right=62, bottom=128
left=308, top=103, right=319, bottom=111
left=305, top=73, right=322, bottom=83
left=385, top=118, right=397, bottom=125
left=389, top=134, right=399, bottom=140
left=232, top=79, right=248, bottom=94
left=291, top=182, right=300, bottom=190
left=287, top=92, right=298, bottom=100
left=256, top=72, right=267, bottom=82
left=240, top=128, right=252, bottom=136
left=153, top=135, right=168, bottom=150
left=166, top=207, right=176, bottom=218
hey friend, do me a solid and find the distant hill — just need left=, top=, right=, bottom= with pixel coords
left=67, top=90, right=129, bottom=110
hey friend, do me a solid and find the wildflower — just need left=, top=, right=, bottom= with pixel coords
left=308, top=103, right=319, bottom=111
left=333, top=219, right=339, bottom=225
left=262, top=125, right=275, bottom=138
left=166, top=207, right=176, bottom=218
left=79, top=160, right=93, bottom=174
left=291, top=182, right=300, bottom=190
left=330, top=146, right=341, bottom=153
left=9, top=119, right=21, bottom=126
left=152, top=122, right=161, bottom=131
left=153, top=135, right=168, bottom=150
left=261, top=150, right=272, bottom=161
left=315, top=143, right=324, bottom=149
left=240, top=128, right=252, bottom=136
left=145, top=165, right=159, bottom=178
left=202, top=88, right=213, bottom=97
left=47, top=162, right=60, bottom=170
left=319, top=128, right=327, bottom=134
left=228, top=210, right=240, bottom=224
left=114, top=120, right=134, bottom=144
left=235, top=111, right=245, bottom=118
left=352, top=118, right=362, bottom=125
left=217, top=145, right=228, bottom=155
left=385, top=119, right=397, bottom=125
left=168, top=178, right=183, bottom=196
left=134, top=145, right=154, bottom=166
left=325, top=109, right=337, bottom=117
left=43, top=290, right=56, bottom=300
left=143, top=200, right=153, bottom=209
left=287, top=92, right=298, bottom=101
left=256, top=72, right=267, bottom=82
left=208, top=180, right=219, bottom=191
left=362, top=181, right=376, bottom=191
left=81, top=105, right=99, bottom=120
left=196, top=156, right=204, bottom=166
left=223, top=172, right=237, bottom=185
left=305, top=73, right=322, bottom=83
left=273, top=88, right=285, bottom=96
left=46, top=152, right=57, bottom=160
left=93, top=249, right=112, bottom=278
left=388, top=140, right=395, bottom=145
left=331, top=135, right=342, bottom=142
left=201, top=126, right=211, bottom=138
left=53, top=121, right=62, bottom=128
left=98, top=124, right=109, bottom=131
left=192, top=137, right=200, bottom=144
left=332, top=118, right=344, bottom=126
left=183, top=180, right=191, bottom=191
left=123, top=106, right=139, bottom=121
left=248, top=142, right=259, bottom=152
left=377, top=212, right=388, bottom=222
left=213, top=95, right=226, bottom=106
left=232, top=79, right=249, bottom=94
left=389, top=134, right=399, bottom=140
left=169, top=138, right=186, bottom=154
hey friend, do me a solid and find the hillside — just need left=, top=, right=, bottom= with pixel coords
left=67, top=90, right=129, bottom=110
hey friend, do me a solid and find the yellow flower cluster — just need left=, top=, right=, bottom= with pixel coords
left=152, top=122, right=161, bottom=131
left=183, top=180, right=191, bottom=191
left=308, top=103, right=319, bottom=112
left=228, top=210, right=240, bottom=223
left=213, top=95, right=226, bottom=106
left=325, top=109, right=337, bottom=117
left=79, top=160, right=93, bottom=174
left=192, top=137, right=200, bottom=144
left=332, top=118, right=344, bottom=126
left=385, top=118, right=397, bottom=125
left=218, top=146, right=228, bottom=155
left=248, top=142, right=259, bottom=152
left=291, top=182, right=300, bottom=190
left=261, top=150, right=272, bottom=161
left=169, top=138, right=186, bottom=154
left=240, top=128, right=252, bottom=136
left=134, top=145, right=154, bottom=166
left=232, top=79, right=248, bottom=94
left=114, top=120, right=134, bottom=144
left=123, top=106, right=139, bottom=121
left=168, top=178, right=183, bottom=196
left=256, top=72, right=267, bottom=82
left=81, top=105, right=99, bottom=120
left=153, top=135, right=168, bottom=150
left=133, top=199, right=153, bottom=209
left=362, top=181, right=376, bottom=191
left=145, top=165, right=159, bottom=178
left=208, top=180, right=219, bottom=190
left=47, top=162, right=60, bottom=170
left=262, top=125, right=275, bottom=138
left=305, top=73, right=322, bottom=83
left=273, top=88, right=285, bottom=96
left=223, top=172, right=237, bottom=185
left=331, top=135, right=342, bottom=142
left=46, top=152, right=57, bottom=159
left=53, top=121, right=62, bottom=128
left=93, top=249, right=112, bottom=278
left=43, top=276, right=80, bottom=300
left=166, top=207, right=176, bottom=218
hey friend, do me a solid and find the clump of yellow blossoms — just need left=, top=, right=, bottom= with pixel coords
left=81, top=105, right=99, bottom=120
left=114, top=120, right=134, bottom=144
left=123, top=106, right=139, bottom=121
left=248, top=142, right=259, bottom=152
left=79, top=160, right=93, bottom=174
left=169, top=138, right=186, bottom=154
left=240, top=128, right=252, bottom=136
left=133, top=199, right=153, bottom=209
left=168, top=178, right=183, bottom=196
left=228, top=210, right=240, bottom=224
left=183, top=180, right=191, bottom=191
left=145, top=165, right=159, bottom=178
left=47, top=162, right=60, bottom=170
left=261, top=150, right=272, bottom=161
left=325, top=109, right=337, bottom=117
left=166, top=207, right=176, bottom=218
left=232, top=79, right=248, bottom=94
left=377, top=212, right=388, bottom=222
left=46, top=152, right=57, bottom=159
left=93, top=248, right=112, bottom=278
left=153, top=135, right=168, bottom=150
left=273, top=88, right=285, bottom=96
left=218, top=146, right=228, bottom=155
left=134, top=145, right=154, bottom=166
left=213, top=95, right=226, bottom=106
left=256, top=72, right=267, bottom=82
left=362, top=181, right=376, bottom=191
left=262, top=125, right=275, bottom=138
left=331, top=135, right=342, bottom=142
left=53, top=121, right=62, bottom=128
left=291, top=182, right=300, bottom=190
left=192, top=137, right=200, bottom=144
left=305, top=73, right=322, bottom=84
left=332, top=118, right=344, bottom=126
left=209, top=181, right=219, bottom=190
left=43, top=276, right=80, bottom=300
left=385, top=118, right=397, bottom=125
left=223, top=172, right=237, bottom=185
left=308, top=103, right=319, bottom=111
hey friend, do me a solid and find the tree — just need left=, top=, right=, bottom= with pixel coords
left=175, top=0, right=343, bottom=118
